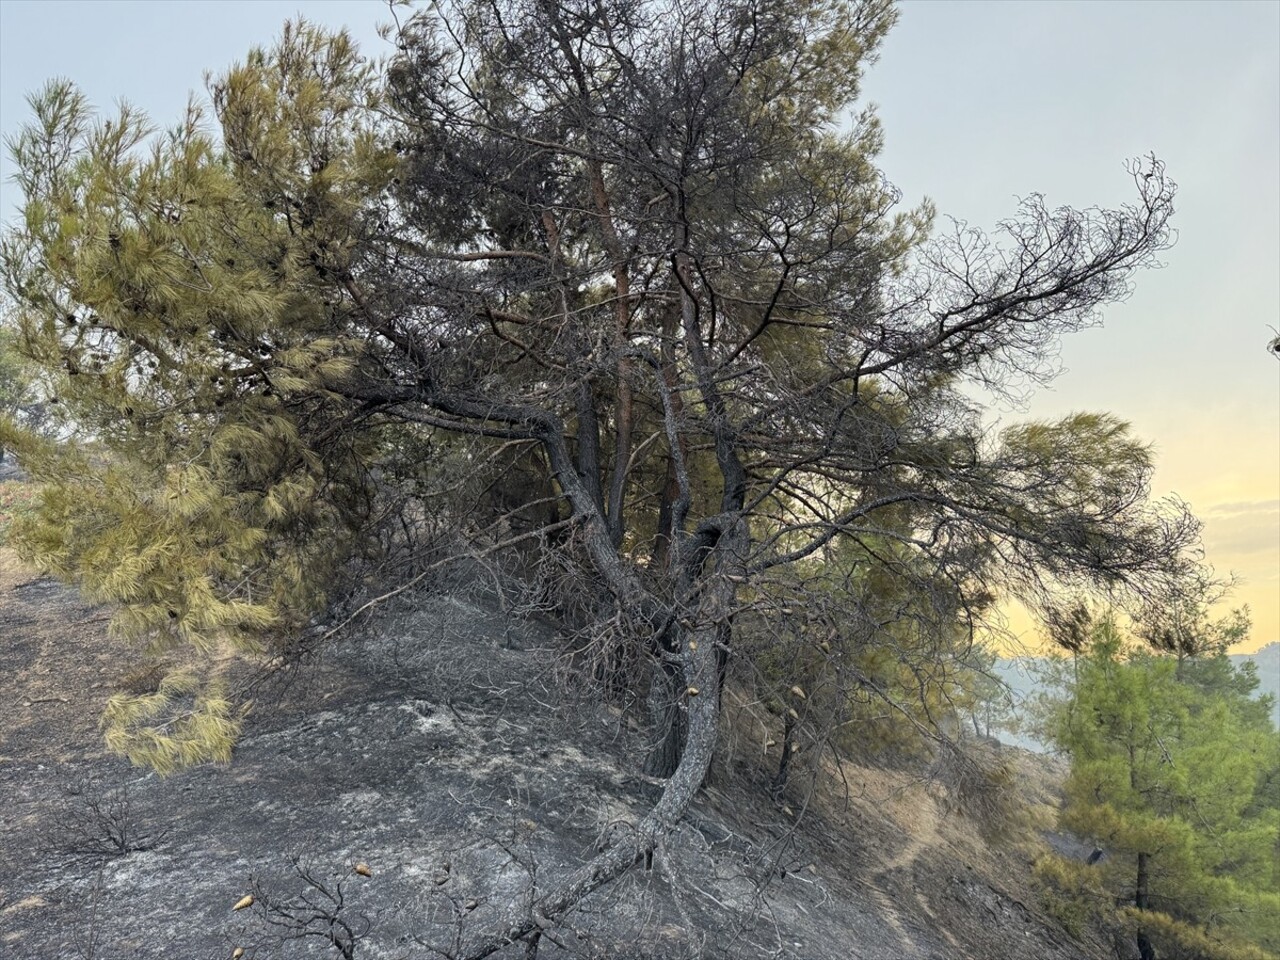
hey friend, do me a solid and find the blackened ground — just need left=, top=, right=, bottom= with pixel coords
left=0, top=550, right=1106, bottom=959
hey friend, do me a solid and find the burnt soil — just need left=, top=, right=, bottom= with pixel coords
left=0, top=549, right=1104, bottom=960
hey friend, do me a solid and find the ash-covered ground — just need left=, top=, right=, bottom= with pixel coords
left=1, top=551, right=1102, bottom=959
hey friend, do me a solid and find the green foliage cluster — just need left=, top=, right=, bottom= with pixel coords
left=1037, top=615, right=1280, bottom=959
left=1116, top=909, right=1278, bottom=960
left=0, top=25, right=396, bottom=769
left=0, top=319, right=54, bottom=454
left=1034, top=854, right=1112, bottom=940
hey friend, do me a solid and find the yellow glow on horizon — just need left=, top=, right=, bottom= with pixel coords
left=1151, top=412, right=1279, bottom=656
left=990, top=414, right=1279, bottom=657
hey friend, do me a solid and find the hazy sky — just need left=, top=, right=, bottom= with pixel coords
left=1, top=0, right=1277, bottom=652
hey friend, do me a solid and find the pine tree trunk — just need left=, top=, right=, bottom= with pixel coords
left=644, top=659, right=686, bottom=778
left=652, top=454, right=680, bottom=571
left=575, top=381, right=604, bottom=516
left=1135, top=851, right=1155, bottom=960
left=649, top=304, right=687, bottom=571
left=772, top=715, right=796, bottom=798
left=606, top=373, right=632, bottom=548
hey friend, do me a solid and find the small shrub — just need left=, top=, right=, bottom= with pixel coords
left=41, top=781, right=168, bottom=862
left=249, top=859, right=371, bottom=959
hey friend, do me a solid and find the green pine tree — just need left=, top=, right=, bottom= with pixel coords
left=1038, top=614, right=1280, bottom=960
left=0, top=25, right=396, bottom=771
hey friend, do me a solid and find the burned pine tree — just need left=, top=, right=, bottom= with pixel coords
left=0, top=2, right=1203, bottom=955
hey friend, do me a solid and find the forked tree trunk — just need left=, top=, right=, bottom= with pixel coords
left=454, top=409, right=744, bottom=956
left=457, top=572, right=734, bottom=960
left=442, top=182, right=754, bottom=952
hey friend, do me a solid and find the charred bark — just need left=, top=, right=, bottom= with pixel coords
left=650, top=304, right=687, bottom=572
left=643, top=657, right=686, bottom=778
left=574, top=381, right=605, bottom=518
left=771, top=714, right=797, bottom=799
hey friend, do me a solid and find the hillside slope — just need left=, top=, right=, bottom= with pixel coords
left=1, top=551, right=1105, bottom=959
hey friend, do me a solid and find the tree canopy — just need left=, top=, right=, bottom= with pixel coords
left=0, top=2, right=1210, bottom=954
